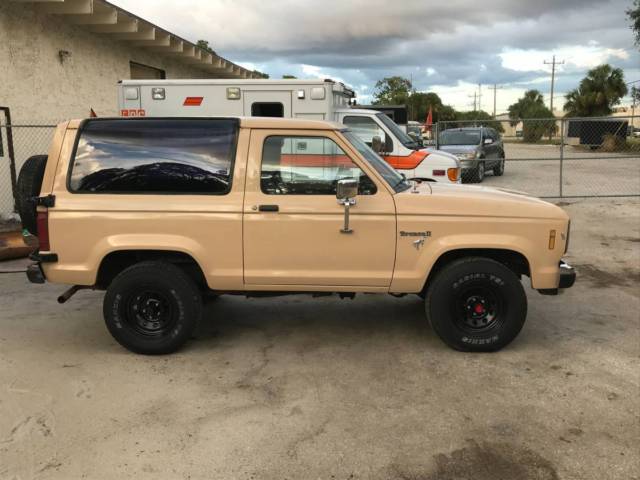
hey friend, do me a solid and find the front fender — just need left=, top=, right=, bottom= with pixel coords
left=390, top=220, right=563, bottom=292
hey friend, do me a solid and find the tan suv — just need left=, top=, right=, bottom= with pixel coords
left=18, top=117, right=575, bottom=354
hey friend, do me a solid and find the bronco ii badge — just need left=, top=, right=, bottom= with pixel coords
left=399, top=231, right=431, bottom=237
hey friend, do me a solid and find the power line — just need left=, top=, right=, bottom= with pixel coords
left=544, top=55, right=564, bottom=114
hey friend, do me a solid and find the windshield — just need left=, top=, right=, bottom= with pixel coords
left=342, top=131, right=410, bottom=193
left=375, top=113, right=420, bottom=149
left=439, top=130, right=481, bottom=146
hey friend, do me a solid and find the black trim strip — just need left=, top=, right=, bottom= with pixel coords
left=29, top=252, right=58, bottom=263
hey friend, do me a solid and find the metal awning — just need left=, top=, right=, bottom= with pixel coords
left=10, top=0, right=262, bottom=79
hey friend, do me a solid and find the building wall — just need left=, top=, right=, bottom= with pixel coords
left=0, top=2, right=218, bottom=124
left=0, top=3, right=225, bottom=219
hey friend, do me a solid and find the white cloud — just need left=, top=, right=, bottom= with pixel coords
left=500, top=45, right=629, bottom=72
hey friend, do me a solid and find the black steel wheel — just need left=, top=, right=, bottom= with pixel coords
left=426, top=257, right=527, bottom=352
left=103, top=261, right=202, bottom=354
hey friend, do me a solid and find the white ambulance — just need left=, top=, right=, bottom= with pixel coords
left=117, top=79, right=461, bottom=183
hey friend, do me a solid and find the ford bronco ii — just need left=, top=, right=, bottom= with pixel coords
left=18, top=117, right=575, bottom=354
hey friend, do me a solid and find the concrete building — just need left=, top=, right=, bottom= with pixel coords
left=0, top=0, right=261, bottom=124
left=0, top=0, right=262, bottom=219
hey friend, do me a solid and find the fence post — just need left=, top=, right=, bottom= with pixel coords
left=435, top=122, right=439, bottom=149
left=559, top=118, right=565, bottom=198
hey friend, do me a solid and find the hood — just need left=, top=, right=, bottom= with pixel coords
left=438, top=144, right=479, bottom=155
left=420, top=148, right=461, bottom=166
left=395, top=182, right=569, bottom=221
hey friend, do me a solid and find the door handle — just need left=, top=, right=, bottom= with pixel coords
left=258, top=204, right=279, bottom=212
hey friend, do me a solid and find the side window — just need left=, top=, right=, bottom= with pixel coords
left=69, top=118, right=237, bottom=194
left=251, top=102, right=284, bottom=117
left=342, top=116, right=386, bottom=147
left=261, top=136, right=377, bottom=195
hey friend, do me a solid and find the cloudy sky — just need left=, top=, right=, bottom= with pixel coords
left=111, top=0, right=639, bottom=114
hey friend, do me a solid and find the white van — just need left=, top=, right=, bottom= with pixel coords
left=117, top=79, right=461, bottom=184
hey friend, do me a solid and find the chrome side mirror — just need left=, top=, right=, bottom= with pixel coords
left=484, top=137, right=493, bottom=145
left=336, top=178, right=358, bottom=234
left=337, top=178, right=358, bottom=201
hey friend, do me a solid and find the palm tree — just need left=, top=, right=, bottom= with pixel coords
left=564, top=64, right=628, bottom=117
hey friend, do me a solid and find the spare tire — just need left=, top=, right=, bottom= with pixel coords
left=16, top=154, right=48, bottom=235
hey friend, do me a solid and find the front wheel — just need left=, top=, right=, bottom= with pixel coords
left=493, top=157, right=505, bottom=176
left=103, top=261, right=202, bottom=354
left=471, top=161, right=485, bottom=183
left=425, top=257, right=527, bottom=352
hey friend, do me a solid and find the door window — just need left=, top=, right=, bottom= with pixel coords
left=261, top=136, right=376, bottom=195
left=342, top=116, right=386, bottom=147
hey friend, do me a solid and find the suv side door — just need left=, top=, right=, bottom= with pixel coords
left=243, top=129, right=397, bottom=288
left=482, top=128, right=499, bottom=165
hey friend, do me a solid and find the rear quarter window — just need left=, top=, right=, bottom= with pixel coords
left=69, top=118, right=238, bottom=194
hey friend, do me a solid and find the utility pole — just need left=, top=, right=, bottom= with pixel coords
left=478, top=83, right=482, bottom=112
left=487, top=84, right=504, bottom=118
left=544, top=55, right=564, bottom=115
left=468, top=91, right=477, bottom=111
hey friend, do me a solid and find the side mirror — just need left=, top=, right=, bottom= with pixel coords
left=385, top=134, right=394, bottom=153
left=371, top=135, right=383, bottom=154
left=336, top=178, right=358, bottom=201
left=484, top=138, right=493, bottom=145
left=336, top=178, right=358, bottom=234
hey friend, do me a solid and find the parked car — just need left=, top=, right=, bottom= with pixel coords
left=19, top=116, right=574, bottom=355
left=438, top=127, right=505, bottom=183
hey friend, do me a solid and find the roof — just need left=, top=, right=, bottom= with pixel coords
left=20, top=0, right=260, bottom=79
left=339, top=108, right=381, bottom=115
left=67, top=117, right=345, bottom=130
left=120, top=79, right=338, bottom=86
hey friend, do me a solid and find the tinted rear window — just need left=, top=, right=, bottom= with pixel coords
left=69, top=118, right=238, bottom=194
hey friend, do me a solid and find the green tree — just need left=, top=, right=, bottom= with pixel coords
left=628, top=0, right=640, bottom=47
left=196, top=39, right=214, bottom=53
left=373, top=76, right=412, bottom=105
left=508, top=90, right=555, bottom=142
left=282, top=74, right=297, bottom=79
left=407, top=92, right=456, bottom=122
left=563, top=64, right=628, bottom=117
left=631, top=85, right=640, bottom=105
left=448, top=110, right=505, bottom=133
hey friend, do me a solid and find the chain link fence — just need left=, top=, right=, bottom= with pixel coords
left=0, top=119, right=56, bottom=226
left=0, top=116, right=639, bottom=226
left=434, top=115, right=640, bottom=198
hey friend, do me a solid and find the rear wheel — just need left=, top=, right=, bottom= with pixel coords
left=16, top=155, right=47, bottom=235
left=425, top=257, right=527, bottom=352
left=103, top=261, right=202, bottom=354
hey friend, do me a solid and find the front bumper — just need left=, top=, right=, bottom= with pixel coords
left=558, top=260, right=576, bottom=288
left=458, top=159, right=478, bottom=170
left=539, top=260, right=576, bottom=295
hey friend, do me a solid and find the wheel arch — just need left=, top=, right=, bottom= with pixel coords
left=422, top=247, right=531, bottom=294
left=96, top=249, right=207, bottom=290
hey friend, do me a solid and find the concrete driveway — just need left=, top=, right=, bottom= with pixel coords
left=0, top=198, right=638, bottom=479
